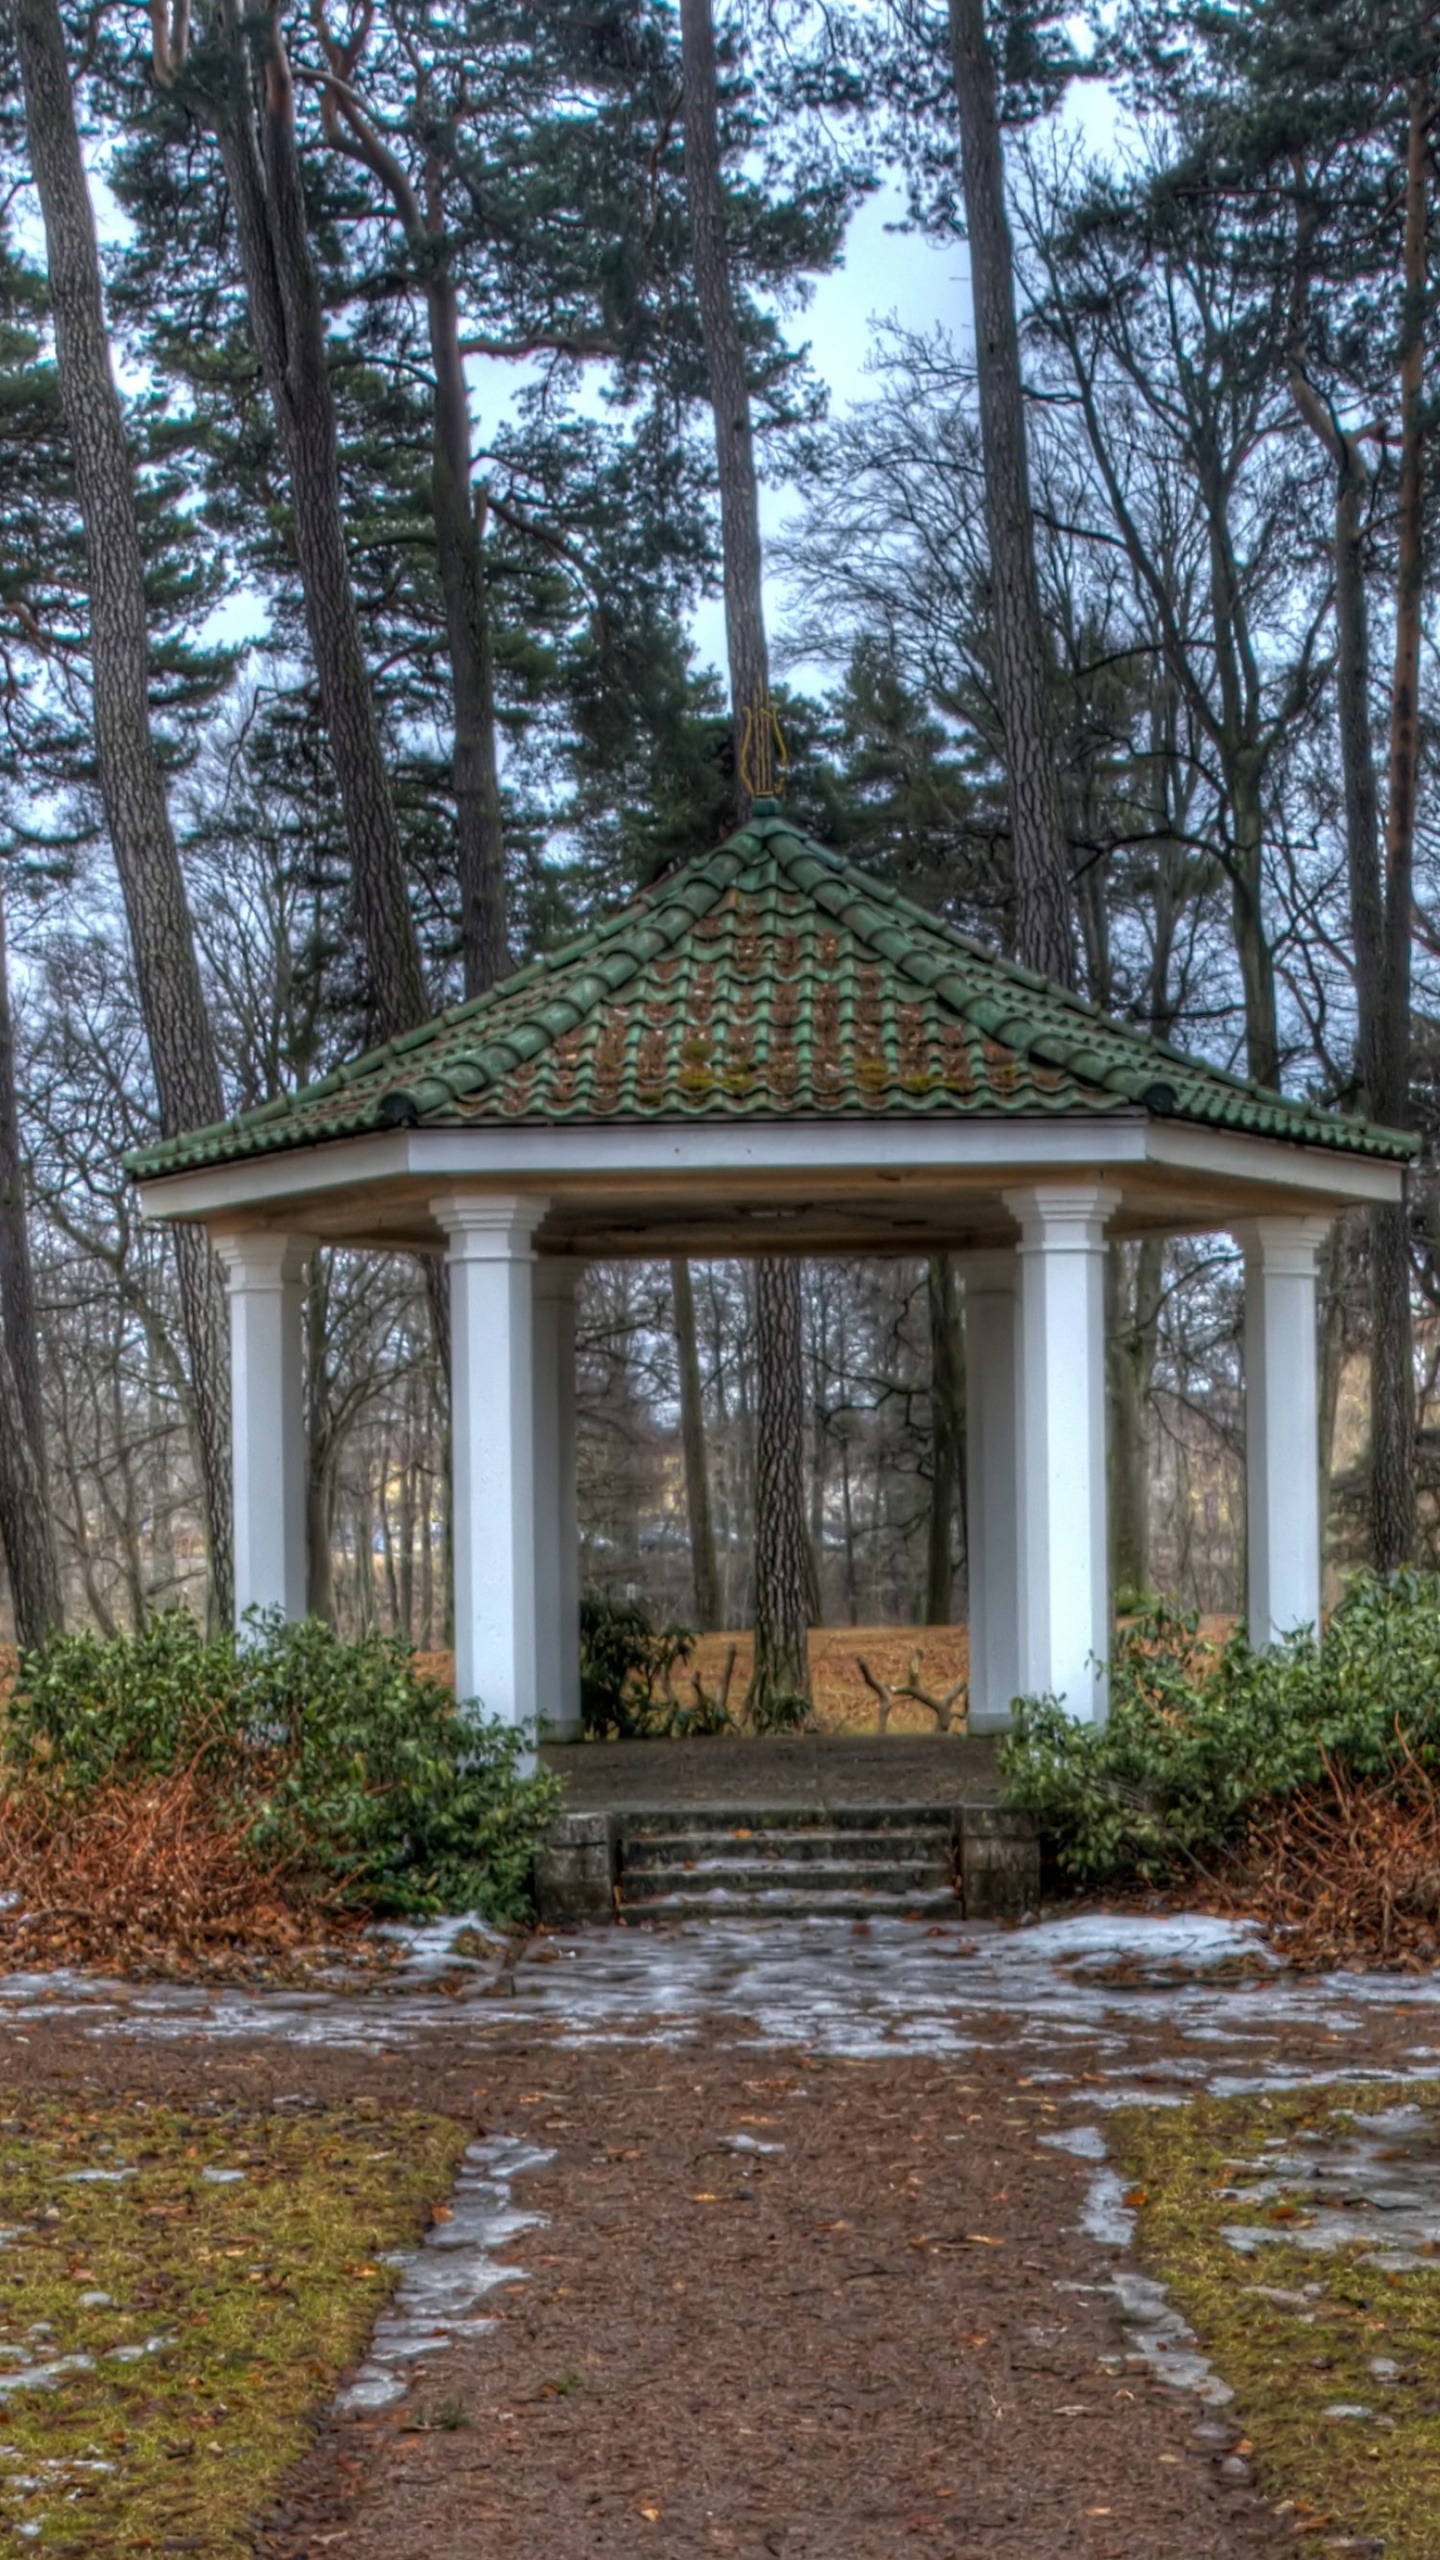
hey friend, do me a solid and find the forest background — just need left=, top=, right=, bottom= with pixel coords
left=0, top=0, right=1431, bottom=1670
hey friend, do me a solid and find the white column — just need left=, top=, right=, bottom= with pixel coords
left=1004, top=1184, right=1119, bottom=1722
left=213, top=1231, right=311, bottom=1630
left=533, top=1258, right=582, bottom=1740
left=1233, top=1216, right=1331, bottom=1647
left=432, top=1193, right=547, bottom=1747
left=958, top=1250, right=1022, bottom=1733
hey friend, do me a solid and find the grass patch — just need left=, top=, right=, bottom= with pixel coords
left=1114, top=2079, right=1440, bottom=2553
left=0, top=2092, right=468, bottom=2550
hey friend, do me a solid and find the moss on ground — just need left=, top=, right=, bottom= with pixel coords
left=1115, top=2079, right=1440, bottom=2554
left=0, top=2092, right=468, bottom=2550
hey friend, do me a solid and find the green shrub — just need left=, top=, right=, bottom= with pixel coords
left=578, top=1592, right=695, bottom=1739
left=999, top=1573, right=1440, bottom=1888
left=4, top=1611, right=561, bottom=1923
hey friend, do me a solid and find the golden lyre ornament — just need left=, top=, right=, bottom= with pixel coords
left=739, top=691, right=789, bottom=804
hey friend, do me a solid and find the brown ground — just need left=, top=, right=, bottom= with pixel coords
left=418, top=1628, right=980, bottom=1733
left=422, top=1618, right=1240, bottom=1734
left=11, top=1953, right=1420, bottom=2559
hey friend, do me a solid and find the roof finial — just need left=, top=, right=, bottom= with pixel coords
left=739, top=688, right=788, bottom=812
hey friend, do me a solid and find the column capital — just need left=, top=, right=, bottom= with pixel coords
left=1003, top=1182, right=1121, bottom=1246
left=430, top=1192, right=548, bottom=1259
left=212, top=1229, right=315, bottom=1287
left=955, top=1247, right=1019, bottom=1295
left=1231, top=1214, right=1333, bottom=1277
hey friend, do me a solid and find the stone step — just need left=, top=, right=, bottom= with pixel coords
left=620, top=1855, right=953, bottom=1901
left=616, top=1884, right=962, bottom=1923
left=534, top=1801, right=1040, bottom=1927
left=618, top=1803, right=956, bottom=1840
left=620, top=1824, right=953, bottom=1871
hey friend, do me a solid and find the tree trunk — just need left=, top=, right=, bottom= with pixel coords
left=0, top=893, right=46, bottom=1474
left=430, top=276, right=507, bottom=996
left=0, top=1324, right=61, bottom=1647
left=304, top=1267, right=336, bottom=1621
left=1107, top=1238, right=1163, bottom=1605
left=211, top=0, right=428, bottom=1042
left=13, top=0, right=232, bottom=1620
left=679, top=0, right=769, bottom=748
left=947, top=0, right=1074, bottom=987
left=671, top=1255, right=720, bottom=1628
left=1317, top=1219, right=1351, bottom=1572
left=309, top=48, right=508, bottom=1000
left=925, top=1255, right=965, bottom=1623
left=747, top=1256, right=812, bottom=1720
left=680, top=0, right=811, bottom=1712
left=1228, top=764, right=1282, bottom=1091
left=1290, top=161, right=1414, bottom=1570
left=1367, top=70, right=1427, bottom=1574
left=0, top=883, right=62, bottom=1641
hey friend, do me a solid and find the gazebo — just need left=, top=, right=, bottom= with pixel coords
left=128, top=807, right=1413, bottom=1738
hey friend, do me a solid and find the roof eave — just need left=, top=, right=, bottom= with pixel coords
left=131, top=1105, right=1407, bottom=1233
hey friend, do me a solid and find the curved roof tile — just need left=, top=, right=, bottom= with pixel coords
left=125, top=813, right=1416, bottom=1178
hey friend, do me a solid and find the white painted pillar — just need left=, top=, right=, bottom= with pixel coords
left=431, top=1194, right=547, bottom=1747
left=213, top=1231, right=311, bottom=1630
left=533, top=1258, right=582, bottom=1740
left=1003, top=1184, right=1119, bottom=1722
left=1233, top=1217, right=1331, bottom=1646
left=958, top=1250, right=1022, bottom=1733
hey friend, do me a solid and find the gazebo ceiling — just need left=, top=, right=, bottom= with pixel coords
left=129, top=809, right=1412, bottom=1257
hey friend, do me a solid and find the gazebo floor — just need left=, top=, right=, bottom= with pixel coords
left=540, top=1730, right=1002, bottom=1813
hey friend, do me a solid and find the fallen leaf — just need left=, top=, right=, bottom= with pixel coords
left=639, top=2503, right=662, bottom=2522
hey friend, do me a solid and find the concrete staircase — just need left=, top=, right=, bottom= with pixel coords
left=534, top=1796, right=1040, bottom=1926
left=614, top=1805, right=958, bottom=1923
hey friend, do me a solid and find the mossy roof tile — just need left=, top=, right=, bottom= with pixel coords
left=125, top=814, right=1416, bottom=1178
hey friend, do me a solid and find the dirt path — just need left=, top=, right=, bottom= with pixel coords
left=5, top=1912, right=1438, bottom=2555
left=260, top=2040, right=1281, bottom=2560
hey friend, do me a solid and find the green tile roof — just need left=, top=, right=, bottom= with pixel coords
left=125, top=812, right=1416, bottom=1178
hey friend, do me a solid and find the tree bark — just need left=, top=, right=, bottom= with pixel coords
left=0, top=1324, right=62, bottom=1648
left=947, top=0, right=1074, bottom=986
left=309, top=42, right=508, bottom=996
left=1106, top=1238, right=1163, bottom=1604
left=435, top=345, right=507, bottom=997
left=925, top=1255, right=966, bottom=1623
left=748, top=1256, right=812, bottom=1719
left=0, top=892, right=46, bottom=1476
left=13, top=0, right=232, bottom=1620
left=208, top=0, right=428, bottom=1041
left=1367, top=71, right=1427, bottom=1574
left=679, top=0, right=769, bottom=751
left=680, top=0, right=810, bottom=1713
left=671, top=1255, right=720, bottom=1628
left=1290, top=213, right=1413, bottom=1572
left=0, top=886, right=62, bottom=1642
